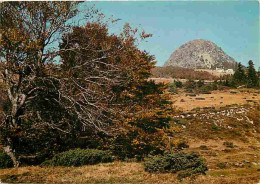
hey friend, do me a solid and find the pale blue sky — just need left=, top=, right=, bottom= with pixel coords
left=83, top=1, right=259, bottom=68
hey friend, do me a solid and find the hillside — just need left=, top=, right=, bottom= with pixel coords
left=151, top=66, right=219, bottom=80
left=164, top=39, right=237, bottom=70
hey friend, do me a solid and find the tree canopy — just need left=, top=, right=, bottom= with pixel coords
left=247, top=60, right=258, bottom=88
left=0, top=2, right=172, bottom=166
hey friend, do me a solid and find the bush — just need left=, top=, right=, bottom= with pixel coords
left=168, top=82, right=177, bottom=94
left=175, top=81, right=183, bottom=88
left=223, top=141, right=234, bottom=148
left=144, top=152, right=208, bottom=180
left=176, top=142, right=189, bottom=150
left=0, top=151, right=13, bottom=169
left=41, top=149, right=114, bottom=167
left=200, top=85, right=212, bottom=94
left=185, top=80, right=196, bottom=93
left=197, top=80, right=204, bottom=88
left=212, top=125, right=219, bottom=130
left=223, top=149, right=231, bottom=153
left=216, top=162, right=227, bottom=169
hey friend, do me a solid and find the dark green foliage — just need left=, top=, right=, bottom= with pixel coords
left=175, top=81, right=183, bottom=88
left=144, top=152, right=208, bottom=180
left=223, top=149, right=231, bottom=153
left=0, top=151, right=13, bottom=169
left=199, top=85, right=212, bottom=94
left=174, top=119, right=187, bottom=125
left=176, top=142, right=189, bottom=150
left=212, top=125, right=219, bottom=130
left=0, top=77, right=82, bottom=165
left=216, top=162, right=227, bottom=169
left=197, top=80, right=204, bottom=88
left=168, top=82, right=177, bottom=94
left=185, top=80, right=197, bottom=93
left=247, top=60, right=259, bottom=88
left=184, top=80, right=221, bottom=94
left=223, top=141, right=234, bottom=148
left=41, top=149, right=114, bottom=167
left=233, top=62, right=247, bottom=86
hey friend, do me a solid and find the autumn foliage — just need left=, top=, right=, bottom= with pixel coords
left=0, top=2, right=173, bottom=166
left=59, top=23, right=173, bottom=159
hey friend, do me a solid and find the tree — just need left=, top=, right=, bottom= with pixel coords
left=59, top=23, right=172, bottom=159
left=0, top=2, right=173, bottom=166
left=0, top=2, right=82, bottom=167
left=247, top=60, right=258, bottom=88
left=233, top=62, right=246, bottom=86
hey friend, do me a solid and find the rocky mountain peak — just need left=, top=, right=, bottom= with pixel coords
left=164, top=39, right=237, bottom=69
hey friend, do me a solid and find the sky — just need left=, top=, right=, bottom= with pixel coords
left=84, top=1, right=259, bottom=69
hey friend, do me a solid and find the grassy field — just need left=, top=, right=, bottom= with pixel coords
left=0, top=161, right=259, bottom=183
left=1, top=88, right=259, bottom=184
left=171, top=88, right=259, bottom=111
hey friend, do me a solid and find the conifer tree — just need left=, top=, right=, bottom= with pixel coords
left=247, top=60, right=258, bottom=88
left=233, top=62, right=246, bottom=86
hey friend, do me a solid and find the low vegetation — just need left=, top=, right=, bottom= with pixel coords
left=0, top=151, right=13, bottom=169
left=151, top=66, right=218, bottom=80
left=41, top=149, right=114, bottom=167
left=144, top=152, right=208, bottom=180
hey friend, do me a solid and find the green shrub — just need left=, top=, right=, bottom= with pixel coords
left=223, top=149, right=231, bottom=153
left=197, top=80, right=204, bottom=88
left=168, top=82, right=177, bottom=94
left=0, top=151, right=13, bottom=169
left=216, top=162, right=227, bottom=169
left=223, top=141, right=234, bottom=148
left=244, top=124, right=249, bottom=128
left=199, top=85, right=212, bottom=94
left=175, top=81, right=183, bottom=88
left=212, top=125, right=219, bottom=130
left=144, top=152, right=207, bottom=180
left=174, top=119, right=187, bottom=125
left=176, top=142, right=189, bottom=150
left=41, top=149, right=114, bottom=167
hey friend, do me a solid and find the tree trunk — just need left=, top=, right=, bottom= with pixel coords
left=3, top=138, right=20, bottom=167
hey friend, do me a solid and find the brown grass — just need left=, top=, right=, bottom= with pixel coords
left=171, top=88, right=259, bottom=111
left=1, top=87, right=259, bottom=184
left=1, top=161, right=259, bottom=184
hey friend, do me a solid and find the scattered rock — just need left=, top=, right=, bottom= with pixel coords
left=244, top=159, right=250, bottom=163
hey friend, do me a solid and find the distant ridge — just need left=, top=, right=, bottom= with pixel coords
left=164, top=39, right=237, bottom=70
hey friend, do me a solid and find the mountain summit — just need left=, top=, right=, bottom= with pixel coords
left=164, top=39, right=237, bottom=69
